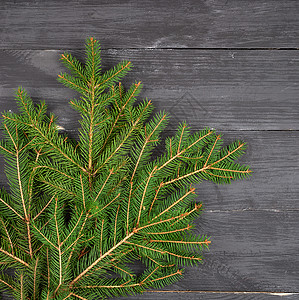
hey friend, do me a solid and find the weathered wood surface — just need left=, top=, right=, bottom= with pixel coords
left=0, top=0, right=298, bottom=49
left=123, top=209, right=299, bottom=292
left=0, top=138, right=298, bottom=295
left=123, top=291, right=299, bottom=300
left=0, top=0, right=298, bottom=299
left=1, top=130, right=298, bottom=211
left=1, top=130, right=299, bottom=294
left=3, top=291, right=299, bottom=300
left=0, top=49, right=298, bottom=130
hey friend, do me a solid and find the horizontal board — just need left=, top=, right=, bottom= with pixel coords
left=0, top=130, right=297, bottom=292
left=124, top=291, right=299, bottom=300
left=0, top=49, right=298, bottom=130
left=125, top=210, right=299, bottom=293
left=0, top=130, right=298, bottom=291
left=2, top=291, right=298, bottom=300
left=0, top=0, right=298, bottom=49
left=0, top=131, right=298, bottom=210
left=0, top=209, right=298, bottom=294
left=189, top=210, right=299, bottom=292
left=194, top=130, right=299, bottom=211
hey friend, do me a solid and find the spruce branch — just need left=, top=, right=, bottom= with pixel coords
left=0, top=37, right=251, bottom=299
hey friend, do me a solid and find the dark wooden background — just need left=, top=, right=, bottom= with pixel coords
left=0, top=1, right=298, bottom=299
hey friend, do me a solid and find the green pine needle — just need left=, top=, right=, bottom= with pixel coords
left=0, top=37, right=251, bottom=299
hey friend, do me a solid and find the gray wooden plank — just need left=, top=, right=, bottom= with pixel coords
left=125, top=210, right=299, bottom=293
left=189, top=210, right=299, bottom=292
left=195, top=130, right=299, bottom=211
left=0, top=129, right=298, bottom=210
left=0, top=205, right=297, bottom=294
left=0, top=49, right=298, bottom=130
left=0, top=127, right=298, bottom=291
left=0, top=132, right=298, bottom=291
left=0, top=0, right=298, bottom=49
left=2, top=291, right=298, bottom=300
left=123, top=291, right=299, bottom=300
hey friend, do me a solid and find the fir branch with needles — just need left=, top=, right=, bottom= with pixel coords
left=0, top=37, right=251, bottom=299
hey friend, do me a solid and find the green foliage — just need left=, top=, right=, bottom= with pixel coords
left=0, top=37, right=251, bottom=299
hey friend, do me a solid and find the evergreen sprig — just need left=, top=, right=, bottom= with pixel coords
left=0, top=37, right=251, bottom=299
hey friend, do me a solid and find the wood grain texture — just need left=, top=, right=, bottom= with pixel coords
left=0, top=130, right=298, bottom=293
left=0, top=49, right=298, bottom=130
left=121, top=211, right=299, bottom=294
left=1, top=129, right=297, bottom=210
left=123, top=291, right=299, bottom=300
left=195, top=130, right=299, bottom=211
left=0, top=0, right=298, bottom=49
left=2, top=291, right=299, bottom=300
left=0, top=1, right=298, bottom=298
left=192, top=210, right=299, bottom=292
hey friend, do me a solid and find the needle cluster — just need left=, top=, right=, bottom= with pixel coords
left=0, top=38, right=251, bottom=299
